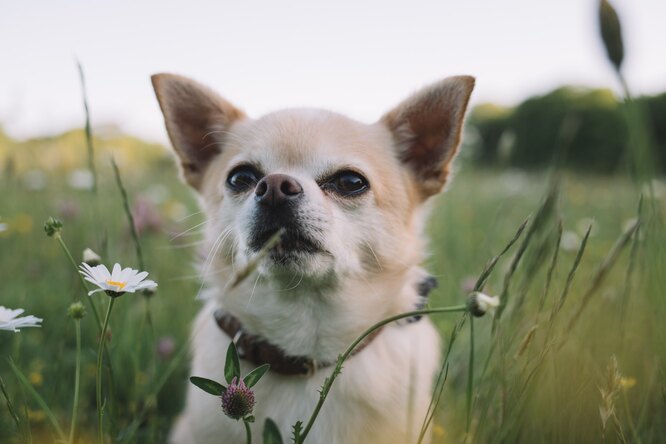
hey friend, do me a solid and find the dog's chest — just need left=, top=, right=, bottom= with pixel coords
left=175, top=300, right=440, bottom=444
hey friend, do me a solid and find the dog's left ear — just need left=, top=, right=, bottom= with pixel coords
left=380, top=76, right=475, bottom=198
left=151, top=73, right=246, bottom=190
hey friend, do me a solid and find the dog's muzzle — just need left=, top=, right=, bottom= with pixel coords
left=248, top=173, right=323, bottom=258
left=254, top=173, right=303, bottom=207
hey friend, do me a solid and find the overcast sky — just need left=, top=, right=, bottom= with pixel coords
left=1, top=0, right=665, bottom=144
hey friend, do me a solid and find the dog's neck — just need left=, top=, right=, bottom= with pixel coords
left=213, top=266, right=429, bottom=362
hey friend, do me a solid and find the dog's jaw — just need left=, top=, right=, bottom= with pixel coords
left=211, top=258, right=429, bottom=362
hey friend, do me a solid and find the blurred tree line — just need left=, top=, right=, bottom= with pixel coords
left=467, top=87, right=666, bottom=174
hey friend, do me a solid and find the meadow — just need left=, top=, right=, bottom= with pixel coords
left=1, top=3, right=664, bottom=440
left=1, top=141, right=664, bottom=443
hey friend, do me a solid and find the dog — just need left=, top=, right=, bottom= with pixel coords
left=152, top=73, right=474, bottom=443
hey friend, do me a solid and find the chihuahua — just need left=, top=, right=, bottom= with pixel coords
left=152, top=73, right=474, bottom=444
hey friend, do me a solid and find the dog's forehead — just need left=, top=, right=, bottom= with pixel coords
left=231, top=108, right=394, bottom=172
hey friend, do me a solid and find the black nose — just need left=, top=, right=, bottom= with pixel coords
left=254, top=174, right=303, bottom=207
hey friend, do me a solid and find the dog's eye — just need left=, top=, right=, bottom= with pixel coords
left=227, top=166, right=262, bottom=192
left=324, top=171, right=369, bottom=196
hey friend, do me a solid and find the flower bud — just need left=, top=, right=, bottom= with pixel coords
left=467, top=292, right=500, bottom=317
left=43, top=217, right=63, bottom=237
left=598, top=0, right=624, bottom=72
left=221, top=377, right=255, bottom=420
left=82, top=248, right=102, bottom=266
left=67, top=302, right=86, bottom=320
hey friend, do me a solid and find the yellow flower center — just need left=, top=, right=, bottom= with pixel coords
left=106, top=280, right=127, bottom=290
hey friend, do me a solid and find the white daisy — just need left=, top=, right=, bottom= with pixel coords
left=79, top=262, right=158, bottom=296
left=0, top=306, right=43, bottom=332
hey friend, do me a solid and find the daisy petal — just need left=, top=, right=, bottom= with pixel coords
left=129, top=271, right=149, bottom=285
left=111, top=263, right=122, bottom=280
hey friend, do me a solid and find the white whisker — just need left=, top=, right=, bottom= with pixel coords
left=196, top=227, right=232, bottom=298
left=170, top=220, right=209, bottom=241
left=246, top=273, right=262, bottom=307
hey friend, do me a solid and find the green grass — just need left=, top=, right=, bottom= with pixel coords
left=0, top=161, right=664, bottom=443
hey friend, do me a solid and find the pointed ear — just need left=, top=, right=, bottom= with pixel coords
left=380, top=76, right=475, bottom=198
left=151, top=73, right=246, bottom=190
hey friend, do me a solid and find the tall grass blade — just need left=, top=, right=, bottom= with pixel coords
left=497, top=184, right=558, bottom=321
left=8, top=358, right=66, bottom=441
left=1, top=374, right=21, bottom=431
left=466, top=316, right=475, bottom=434
left=552, top=225, right=592, bottom=319
left=111, top=157, right=145, bottom=271
left=76, top=60, right=98, bottom=195
left=474, top=218, right=529, bottom=292
left=567, top=219, right=640, bottom=331
left=619, top=195, right=643, bottom=335
left=539, top=220, right=563, bottom=311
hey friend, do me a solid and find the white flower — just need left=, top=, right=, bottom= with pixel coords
left=467, top=292, right=500, bottom=317
left=79, top=263, right=158, bottom=296
left=0, top=306, right=43, bottom=332
left=82, top=248, right=102, bottom=266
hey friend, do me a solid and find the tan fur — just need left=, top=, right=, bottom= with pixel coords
left=152, top=73, right=474, bottom=444
left=152, top=73, right=246, bottom=189
left=381, top=76, right=475, bottom=198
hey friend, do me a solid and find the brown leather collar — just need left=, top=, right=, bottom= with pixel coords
left=213, top=276, right=436, bottom=376
left=214, top=309, right=383, bottom=376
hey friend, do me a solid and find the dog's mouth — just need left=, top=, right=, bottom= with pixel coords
left=248, top=227, right=327, bottom=264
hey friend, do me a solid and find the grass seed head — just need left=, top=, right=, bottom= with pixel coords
left=67, top=302, right=86, bottom=320
left=598, top=0, right=624, bottom=72
left=43, top=217, right=63, bottom=237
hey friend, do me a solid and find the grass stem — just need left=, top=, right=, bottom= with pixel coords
left=68, top=319, right=82, bottom=444
left=8, top=358, right=66, bottom=441
left=54, top=233, right=102, bottom=329
left=111, top=157, right=144, bottom=271
left=0, top=374, right=21, bottom=432
left=244, top=418, right=252, bottom=444
left=96, top=297, right=116, bottom=444
left=466, top=316, right=475, bottom=434
left=76, top=60, right=98, bottom=195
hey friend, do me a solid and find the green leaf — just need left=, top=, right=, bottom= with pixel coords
left=291, top=421, right=303, bottom=443
left=189, top=376, right=226, bottom=396
left=263, top=418, right=284, bottom=444
left=243, top=364, right=270, bottom=388
left=225, top=342, right=241, bottom=384
left=244, top=415, right=255, bottom=423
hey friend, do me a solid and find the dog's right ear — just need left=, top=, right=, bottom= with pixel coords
left=380, top=76, right=474, bottom=199
left=151, top=74, right=245, bottom=190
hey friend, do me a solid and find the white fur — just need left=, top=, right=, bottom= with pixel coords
left=171, top=292, right=440, bottom=444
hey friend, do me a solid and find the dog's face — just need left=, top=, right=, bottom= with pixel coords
left=152, top=74, right=474, bottom=287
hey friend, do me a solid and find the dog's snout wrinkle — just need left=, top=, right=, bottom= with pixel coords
left=255, top=174, right=303, bottom=207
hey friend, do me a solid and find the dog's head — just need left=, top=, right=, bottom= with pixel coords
left=152, top=74, right=474, bottom=288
